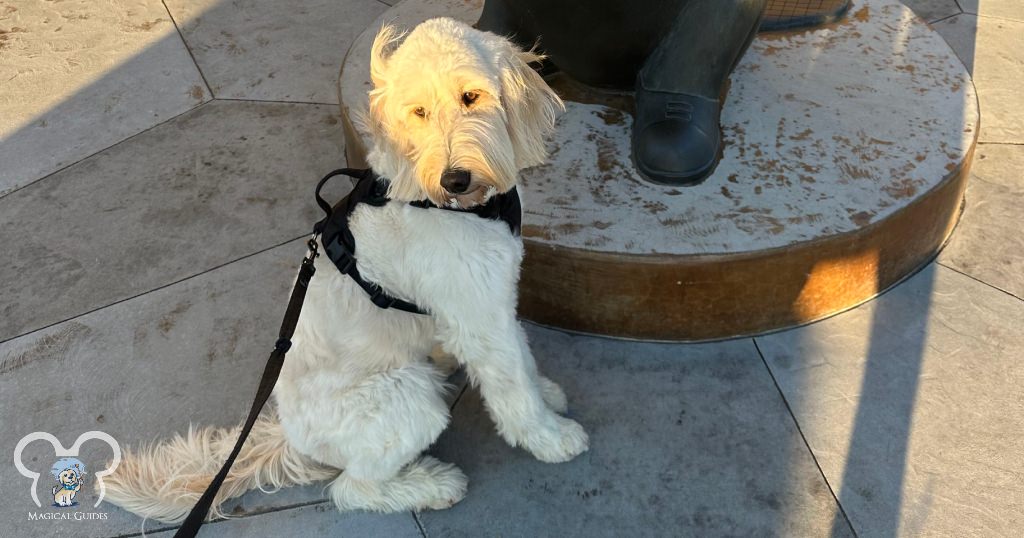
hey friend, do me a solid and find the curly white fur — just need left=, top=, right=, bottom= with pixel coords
left=102, top=17, right=585, bottom=523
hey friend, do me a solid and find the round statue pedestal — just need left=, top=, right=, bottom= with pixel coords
left=338, top=0, right=978, bottom=341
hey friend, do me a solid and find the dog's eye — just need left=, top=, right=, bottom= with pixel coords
left=413, top=107, right=426, bottom=118
left=461, top=91, right=479, bottom=107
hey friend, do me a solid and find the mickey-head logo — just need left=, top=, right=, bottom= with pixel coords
left=13, top=431, right=121, bottom=508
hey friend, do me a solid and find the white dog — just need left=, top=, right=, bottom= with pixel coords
left=102, top=18, right=587, bottom=522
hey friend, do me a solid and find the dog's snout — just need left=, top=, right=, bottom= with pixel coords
left=441, top=169, right=472, bottom=194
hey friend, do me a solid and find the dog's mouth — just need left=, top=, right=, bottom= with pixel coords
left=443, top=184, right=491, bottom=208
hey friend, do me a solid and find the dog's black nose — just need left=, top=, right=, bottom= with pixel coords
left=441, top=168, right=472, bottom=194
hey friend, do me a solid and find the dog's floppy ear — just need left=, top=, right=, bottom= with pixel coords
left=367, top=25, right=407, bottom=143
left=370, top=24, right=403, bottom=89
left=499, top=46, right=565, bottom=170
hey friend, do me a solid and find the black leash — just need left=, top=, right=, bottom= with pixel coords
left=173, top=237, right=318, bottom=538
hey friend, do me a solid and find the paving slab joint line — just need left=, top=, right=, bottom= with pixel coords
left=107, top=521, right=176, bottom=538
left=122, top=499, right=333, bottom=537
left=751, top=338, right=860, bottom=538
left=161, top=0, right=215, bottom=99
left=0, top=233, right=308, bottom=346
left=104, top=498, right=331, bottom=532
left=0, top=100, right=213, bottom=203
left=448, top=381, right=469, bottom=412
left=412, top=510, right=430, bottom=538
left=927, top=11, right=964, bottom=24
left=215, top=96, right=340, bottom=107
left=0, top=96, right=332, bottom=205
left=935, top=261, right=1024, bottom=303
left=977, top=141, right=1024, bottom=146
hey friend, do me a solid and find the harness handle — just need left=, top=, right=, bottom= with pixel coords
left=314, top=168, right=369, bottom=217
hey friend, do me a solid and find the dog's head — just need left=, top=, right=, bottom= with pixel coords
left=58, top=468, right=80, bottom=487
left=366, top=18, right=563, bottom=208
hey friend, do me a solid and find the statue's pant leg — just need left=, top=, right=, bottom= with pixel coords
left=633, top=0, right=766, bottom=185
left=641, top=0, right=766, bottom=96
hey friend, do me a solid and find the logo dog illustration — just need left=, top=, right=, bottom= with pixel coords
left=51, top=459, right=85, bottom=507
left=13, top=431, right=121, bottom=508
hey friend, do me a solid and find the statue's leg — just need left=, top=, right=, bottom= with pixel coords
left=478, top=0, right=680, bottom=88
left=633, top=0, right=767, bottom=185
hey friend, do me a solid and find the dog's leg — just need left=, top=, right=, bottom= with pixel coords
left=329, top=455, right=467, bottom=512
left=298, top=363, right=467, bottom=512
left=434, top=344, right=564, bottom=411
left=439, top=317, right=588, bottom=463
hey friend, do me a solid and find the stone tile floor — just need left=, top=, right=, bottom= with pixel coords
left=1, top=0, right=1021, bottom=536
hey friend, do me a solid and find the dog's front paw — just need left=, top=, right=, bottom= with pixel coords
left=414, top=456, right=469, bottom=511
left=522, top=415, right=589, bottom=463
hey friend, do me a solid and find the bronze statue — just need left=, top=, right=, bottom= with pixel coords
left=479, top=0, right=848, bottom=185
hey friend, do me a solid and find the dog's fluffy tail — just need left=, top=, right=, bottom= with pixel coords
left=101, top=410, right=335, bottom=523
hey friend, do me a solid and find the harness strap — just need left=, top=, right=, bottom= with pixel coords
left=322, top=228, right=427, bottom=314
left=316, top=168, right=430, bottom=315
left=173, top=241, right=318, bottom=538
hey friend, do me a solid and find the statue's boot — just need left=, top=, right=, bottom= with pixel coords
left=632, top=88, right=720, bottom=185
left=632, top=0, right=766, bottom=185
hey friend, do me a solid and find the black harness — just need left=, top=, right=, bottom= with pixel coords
left=313, top=167, right=522, bottom=315
left=174, top=169, right=521, bottom=538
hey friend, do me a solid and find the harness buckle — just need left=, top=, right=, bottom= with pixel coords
left=325, top=236, right=357, bottom=275
left=336, top=254, right=356, bottom=275
left=368, top=287, right=396, bottom=309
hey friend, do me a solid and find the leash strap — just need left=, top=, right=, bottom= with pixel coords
left=173, top=239, right=318, bottom=538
